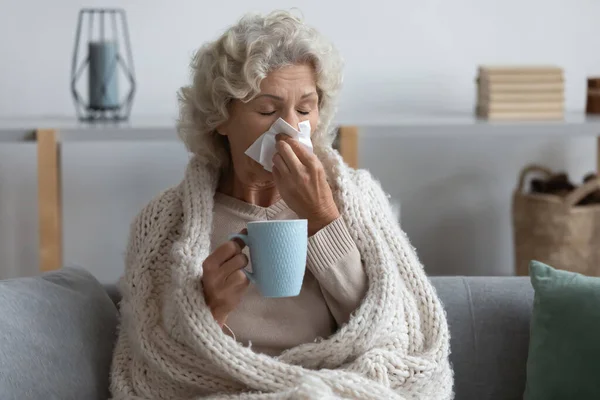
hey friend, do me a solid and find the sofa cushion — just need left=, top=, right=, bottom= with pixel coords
left=0, top=267, right=118, bottom=400
left=524, top=260, right=600, bottom=400
left=431, top=275, right=534, bottom=400
left=116, top=278, right=531, bottom=400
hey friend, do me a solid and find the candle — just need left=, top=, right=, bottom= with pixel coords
left=88, top=41, right=119, bottom=110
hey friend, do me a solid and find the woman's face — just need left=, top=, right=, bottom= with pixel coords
left=218, top=63, right=320, bottom=184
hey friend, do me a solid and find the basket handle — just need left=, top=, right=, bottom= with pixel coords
left=516, top=164, right=554, bottom=193
left=564, top=178, right=600, bottom=208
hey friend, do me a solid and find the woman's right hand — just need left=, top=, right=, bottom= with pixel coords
left=201, top=236, right=250, bottom=327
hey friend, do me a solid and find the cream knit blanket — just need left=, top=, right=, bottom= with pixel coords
left=110, top=149, right=453, bottom=399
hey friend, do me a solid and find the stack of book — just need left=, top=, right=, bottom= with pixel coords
left=476, top=65, right=564, bottom=120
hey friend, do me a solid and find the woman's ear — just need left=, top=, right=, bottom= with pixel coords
left=217, top=99, right=234, bottom=136
left=216, top=121, right=228, bottom=136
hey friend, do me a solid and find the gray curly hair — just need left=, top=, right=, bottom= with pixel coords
left=176, top=10, right=344, bottom=168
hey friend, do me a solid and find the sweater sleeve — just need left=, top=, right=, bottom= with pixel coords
left=306, top=217, right=368, bottom=327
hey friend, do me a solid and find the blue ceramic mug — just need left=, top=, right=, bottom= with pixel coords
left=229, top=220, right=307, bottom=298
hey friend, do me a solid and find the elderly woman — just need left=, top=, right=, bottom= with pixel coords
left=110, top=10, right=452, bottom=400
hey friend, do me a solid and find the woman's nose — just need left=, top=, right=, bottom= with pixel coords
left=281, top=110, right=300, bottom=130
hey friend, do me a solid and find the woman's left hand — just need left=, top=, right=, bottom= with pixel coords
left=272, top=134, right=340, bottom=236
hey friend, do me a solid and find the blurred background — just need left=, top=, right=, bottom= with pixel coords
left=1, top=0, right=599, bottom=282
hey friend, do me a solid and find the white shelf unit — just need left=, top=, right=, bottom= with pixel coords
left=2, top=112, right=600, bottom=272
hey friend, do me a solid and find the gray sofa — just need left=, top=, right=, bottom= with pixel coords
left=0, top=268, right=535, bottom=400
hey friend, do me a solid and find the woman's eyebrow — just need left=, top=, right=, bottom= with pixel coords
left=255, top=94, right=283, bottom=101
left=254, top=92, right=317, bottom=101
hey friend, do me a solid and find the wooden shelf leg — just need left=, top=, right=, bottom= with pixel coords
left=36, top=129, right=62, bottom=272
left=597, top=136, right=600, bottom=174
left=338, top=126, right=359, bottom=169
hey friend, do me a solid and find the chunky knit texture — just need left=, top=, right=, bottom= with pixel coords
left=110, top=148, right=453, bottom=399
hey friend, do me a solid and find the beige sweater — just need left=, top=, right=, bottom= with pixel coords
left=211, top=192, right=368, bottom=356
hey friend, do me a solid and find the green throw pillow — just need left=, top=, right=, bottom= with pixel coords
left=524, top=260, right=600, bottom=400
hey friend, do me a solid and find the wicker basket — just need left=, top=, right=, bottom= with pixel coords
left=512, top=164, right=600, bottom=276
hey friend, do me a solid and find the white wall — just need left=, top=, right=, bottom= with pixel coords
left=361, top=133, right=596, bottom=276
left=1, top=0, right=600, bottom=280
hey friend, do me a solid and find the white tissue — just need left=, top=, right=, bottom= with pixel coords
left=245, top=118, right=312, bottom=172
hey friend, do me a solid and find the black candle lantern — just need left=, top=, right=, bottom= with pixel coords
left=71, top=8, right=136, bottom=122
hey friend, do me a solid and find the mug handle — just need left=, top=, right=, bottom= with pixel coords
left=227, top=233, right=255, bottom=284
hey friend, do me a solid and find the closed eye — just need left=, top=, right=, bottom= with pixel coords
left=297, top=110, right=310, bottom=115
left=258, top=111, right=276, bottom=116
